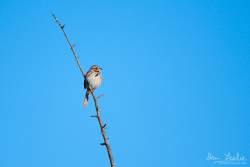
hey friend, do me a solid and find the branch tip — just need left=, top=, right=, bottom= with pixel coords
left=61, top=24, right=65, bottom=29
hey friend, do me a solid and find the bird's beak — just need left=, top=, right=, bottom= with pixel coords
left=99, top=67, right=103, bottom=70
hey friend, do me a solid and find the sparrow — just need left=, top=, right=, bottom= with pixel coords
left=83, top=65, right=103, bottom=107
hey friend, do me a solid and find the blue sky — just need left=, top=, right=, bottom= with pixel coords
left=0, top=0, right=249, bottom=167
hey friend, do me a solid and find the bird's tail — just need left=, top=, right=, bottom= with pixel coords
left=83, top=90, right=90, bottom=107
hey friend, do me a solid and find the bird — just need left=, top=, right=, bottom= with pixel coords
left=83, top=65, right=103, bottom=107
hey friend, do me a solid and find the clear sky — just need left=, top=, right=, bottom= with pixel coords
left=0, top=0, right=249, bottom=167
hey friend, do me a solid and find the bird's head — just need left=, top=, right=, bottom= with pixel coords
left=90, top=65, right=102, bottom=73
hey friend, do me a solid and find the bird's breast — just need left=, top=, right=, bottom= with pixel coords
left=87, top=73, right=102, bottom=89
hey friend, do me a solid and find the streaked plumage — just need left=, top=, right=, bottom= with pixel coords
left=83, top=65, right=103, bottom=107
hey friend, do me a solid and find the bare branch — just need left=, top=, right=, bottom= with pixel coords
left=90, top=90, right=116, bottom=167
left=52, top=14, right=116, bottom=167
left=52, top=13, right=85, bottom=79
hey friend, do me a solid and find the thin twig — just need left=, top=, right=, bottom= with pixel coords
left=97, top=93, right=105, bottom=99
left=52, top=13, right=116, bottom=167
left=52, top=13, right=85, bottom=79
